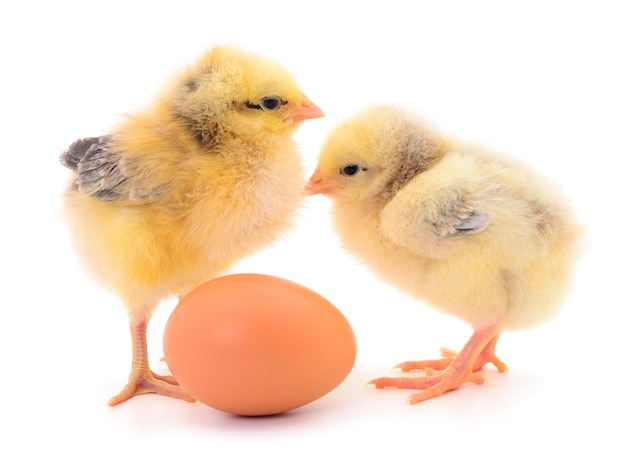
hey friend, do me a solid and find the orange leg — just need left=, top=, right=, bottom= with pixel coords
left=107, top=316, right=195, bottom=406
left=368, top=324, right=506, bottom=404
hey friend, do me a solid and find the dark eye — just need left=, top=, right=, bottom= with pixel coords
left=340, top=164, right=361, bottom=176
left=245, top=96, right=287, bottom=112
left=260, top=96, right=283, bottom=112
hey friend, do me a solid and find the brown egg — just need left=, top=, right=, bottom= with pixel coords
left=163, top=273, right=357, bottom=416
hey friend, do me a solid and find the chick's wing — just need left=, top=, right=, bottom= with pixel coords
left=422, top=186, right=491, bottom=237
left=60, top=136, right=162, bottom=202
left=379, top=181, right=492, bottom=258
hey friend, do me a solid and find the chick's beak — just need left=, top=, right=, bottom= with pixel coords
left=287, top=94, right=324, bottom=122
left=305, top=168, right=335, bottom=195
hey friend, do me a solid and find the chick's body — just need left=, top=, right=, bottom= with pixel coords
left=306, top=106, right=581, bottom=404
left=65, top=114, right=302, bottom=308
left=62, top=47, right=323, bottom=405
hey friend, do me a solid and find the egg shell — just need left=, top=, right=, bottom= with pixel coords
left=163, top=273, right=357, bottom=416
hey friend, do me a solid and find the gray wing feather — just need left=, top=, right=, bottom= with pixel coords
left=60, top=135, right=162, bottom=202
left=60, top=135, right=125, bottom=201
left=425, top=189, right=492, bottom=237
left=455, top=211, right=491, bottom=234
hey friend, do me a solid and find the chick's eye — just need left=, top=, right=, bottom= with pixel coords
left=260, top=96, right=284, bottom=112
left=245, top=96, right=287, bottom=112
left=340, top=164, right=361, bottom=176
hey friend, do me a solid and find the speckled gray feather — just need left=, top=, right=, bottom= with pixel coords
left=423, top=188, right=491, bottom=237
left=60, top=136, right=168, bottom=202
left=60, top=135, right=138, bottom=202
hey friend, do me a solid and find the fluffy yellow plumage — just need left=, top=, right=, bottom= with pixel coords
left=61, top=46, right=323, bottom=405
left=306, top=105, right=581, bottom=404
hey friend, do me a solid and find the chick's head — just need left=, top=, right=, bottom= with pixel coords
left=306, top=106, right=444, bottom=203
left=166, top=46, right=323, bottom=147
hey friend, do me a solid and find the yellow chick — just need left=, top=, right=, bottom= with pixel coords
left=305, top=105, right=581, bottom=404
left=60, top=46, right=324, bottom=406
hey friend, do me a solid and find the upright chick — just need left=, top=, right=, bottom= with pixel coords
left=61, top=46, right=324, bottom=406
left=306, top=105, right=581, bottom=404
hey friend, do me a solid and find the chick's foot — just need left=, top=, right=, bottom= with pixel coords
left=393, top=335, right=508, bottom=374
left=368, top=325, right=504, bottom=404
left=107, top=317, right=195, bottom=406
left=108, top=370, right=194, bottom=406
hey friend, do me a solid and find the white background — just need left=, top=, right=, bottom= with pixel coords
left=2, top=1, right=624, bottom=451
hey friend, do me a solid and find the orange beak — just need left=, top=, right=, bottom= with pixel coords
left=305, top=168, right=335, bottom=195
left=287, top=94, right=324, bottom=122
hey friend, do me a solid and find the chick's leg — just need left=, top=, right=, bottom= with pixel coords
left=107, top=315, right=195, bottom=406
left=368, top=324, right=503, bottom=404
